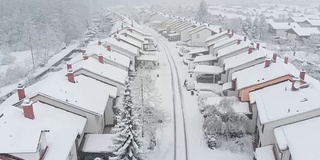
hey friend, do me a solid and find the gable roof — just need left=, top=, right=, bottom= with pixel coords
left=250, top=77, right=320, bottom=124
left=232, top=59, right=298, bottom=90
left=189, top=25, right=219, bottom=35
left=223, top=48, right=273, bottom=70
left=0, top=102, right=86, bottom=160
left=106, top=37, right=138, bottom=56
left=205, top=31, right=229, bottom=43
left=269, top=21, right=300, bottom=30
left=72, top=57, right=127, bottom=86
left=217, top=42, right=250, bottom=58
left=274, top=117, right=320, bottom=160
left=286, top=27, right=320, bottom=37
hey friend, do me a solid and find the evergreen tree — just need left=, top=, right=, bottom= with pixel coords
left=111, top=81, right=144, bottom=160
left=241, top=16, right=253, bottom=39
left=195, top=0, right=209, bottom=23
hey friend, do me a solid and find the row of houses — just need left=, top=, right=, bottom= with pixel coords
left=0, top=12, right=157, bottom=160
left=150, top=12, right=320, bottom=160
left=149, top=12, right=221, bottom=47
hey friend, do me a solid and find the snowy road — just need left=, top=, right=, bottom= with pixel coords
left=146, top=27, right=189, bottom=160
left=145, top=26, right=252, bottom=160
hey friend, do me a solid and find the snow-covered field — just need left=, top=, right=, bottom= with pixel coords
left=145, top=26, right=252, bottom=160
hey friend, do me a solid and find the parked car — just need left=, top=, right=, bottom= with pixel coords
left=179, top=51, right=184, bottom=57
left=185, top=80, right=195, bottom=91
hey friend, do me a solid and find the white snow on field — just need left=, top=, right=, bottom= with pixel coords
left=145, top=26, right=251, bottom=160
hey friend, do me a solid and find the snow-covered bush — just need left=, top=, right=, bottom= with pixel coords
left=202, top=98, right=251, bottom=154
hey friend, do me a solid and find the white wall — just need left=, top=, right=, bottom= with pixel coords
left=286, top=32, right=301, bottom=46
left=180, top=27, right=193, bottom=42
left=105, top=97, right=115, bottom=125
left=190, top=29, right=213, bottom=47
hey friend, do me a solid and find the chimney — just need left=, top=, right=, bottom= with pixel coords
left=125, top=32, right=127, bottom=37
left=284, top=56, right=289, bottom=64
left=17, top=84, right=26, bottom=100
left=299, top=69, right=306, bottom=80
left=256, top=42, right=260, bottom=50
left=67, top=69, right=75, bottom=83
left=107, top=45, right=111, bottom=51
left=22, top=99, right=35, bottom=120
left=82, top=49, right=86, bottom=55
left=117, top=29, right=119, bottom=34
left=291, top=77, right=300, bottom=91
left=273, top=53, right=277, bottom=62
left=114, top=34, right=117, bottom=38
left=83, top=54, right=88, bottom=60
left=244, top=36, right=247, bottom=41
left=98, top=54, right=104, bottom=64
left=248, top=46, right=253, bottom=54
left=227, top=29, right=230, bottom=33
left=219, top=27, right=222, bottom=33
left=98, top=40, right=102, bottom=46
left=228, top=33, right=233, bottom=38
left=67, top=62, right=72, bottom=70
left=237, top=39, right=241, bottom=45
left=231, top=29, right=234, bottom=36
left=265, top=58, right=271, bottom=68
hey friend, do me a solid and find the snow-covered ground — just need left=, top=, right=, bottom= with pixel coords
left=145, top=26, right=252, bottom=160
left=0, top=43, right=79, bottom=101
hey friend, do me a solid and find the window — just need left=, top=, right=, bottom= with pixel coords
left=261, top=124, right=265, bottom=133
left=196, top=34, right=200, bottom=38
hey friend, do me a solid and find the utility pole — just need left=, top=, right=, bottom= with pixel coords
left=140, top=74, right=144, bottom=138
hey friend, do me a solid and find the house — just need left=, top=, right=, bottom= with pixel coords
left=105, top=37, right=139, bottom=70
left=178, top=24, right=196, bottom=42
left=269, top=117, right=320, bottom=160
left=2, top=71, right=118, bottom=133
left=205, top=30, right=229, bottom=47
left=82, top=44, right=130, bottom=71
left=190, top=64, right=223, bottom=83
left=221, top=47, right=273, bottom=84
left=174, top=22, right=191, bottom=33
left=300, top=19, right=320, bottom=30
left=268, top=21, right=300, bottom=37
left=189, top=25, right=220, bottom=47
left=285, top=27, right=320, bottom=46
left=288, top=16, right=308, bottom=26
left=0, top=100, right=86, bottom=160
left=249, top=76, right=320, bottom=148
left=216, top=42, right=251, bottom=66
left=69, top=57, right=127, bottom=96
left=118, top=34, right=143, bottom=49
left=209, top=35, right=245, bottom=56
left=231, top=56, right=297, bottom=102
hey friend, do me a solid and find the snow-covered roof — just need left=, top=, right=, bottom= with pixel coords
left=211, top=36, right=243, bottom=50
left=168, top=33, right=180, bottom=36
left=80, top=44, right=130, bottom=68
left=223, top=48, right=273, bottom=70
left=269, top=21, right=300, bottom=30
left=255, top=145, right=276, bottom=160
left=82, top=134, right=114, bottom=153
left=286, top=27, right=320, bottom=37
left=273, top=117, right=320, bottom=160
left=306, top=19, right=320, bottom=26
left=289, top=16, right=308, bottom=23
left=193, top=65, right=223, bottom=75
left=193, top=54, right=217, bottom=63
left=123, top=31, right=145, bottom=42
left=250, top=78, right=320, bottom=124
left=72, top=57, right=127, bottom=86
left=189, top=24, right=219, bottom=35
left=232, top=59, right=298, bottom=90
left=178, top=24, right=195, bottom=32
left=217, top=42, right=250, bottom=58
left=188, top=47, right=209, bottom=55
left=119, top=34, right=142, bottom=49
left=205, top=97, right=250, bottom=114
left=0, top=102, right=86, bottom=160
left=106, top=37, right=138, bottom=56
left=304, top=14, right=320, bottom=20
left=23, top=72, right=115, bottom=115
left=205, top=31, right=228, bottom=43
left=137, top=55, right=158, bottom=62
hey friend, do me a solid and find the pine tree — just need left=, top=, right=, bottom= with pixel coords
left=111, top=81, right=144, bottom=160
left=195, top=0, right=209, bottom=23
